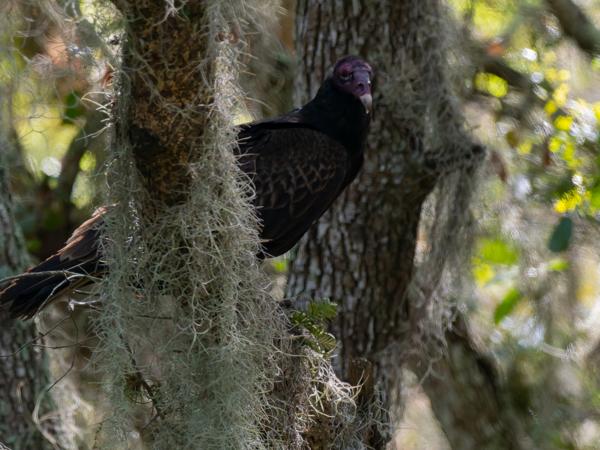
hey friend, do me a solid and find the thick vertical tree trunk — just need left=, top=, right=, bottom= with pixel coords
left=92, top=1, right=274, bottom=446
left=111, top=0, right=210, bottom=209
left=89, top=2, right=354, bottom=448
left=287, top=1, right=484, bottom=446
left=0, top=142, right=56, bottom=449
left=288, top=0, right=477, bottom=379
left=0, top=7, right=59, bottom=444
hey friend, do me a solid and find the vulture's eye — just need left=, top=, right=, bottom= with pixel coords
left=339, top=71, right=352, bottom=81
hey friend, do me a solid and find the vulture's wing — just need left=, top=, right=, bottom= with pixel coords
left=1, top=119, right=353, bottom=317
left=238, top=123, right=350, bottom=257
left=1, top=207, right=106, bottom=319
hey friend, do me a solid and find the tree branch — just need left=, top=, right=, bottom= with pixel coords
left=0, top=102, right=58, bottom=450
left=469, top=37, right=568, bottom=122
left=413, top=314, right=529, bottom=450
left=55, top=109, right=104, bottom=205
left=546, top=0, right=600, bottom=56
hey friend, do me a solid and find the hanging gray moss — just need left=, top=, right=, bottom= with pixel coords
left=85, top=1, right=363, bottom=448
left=0, top=1, right=376, bottom=447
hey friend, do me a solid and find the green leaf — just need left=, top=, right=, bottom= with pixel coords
left=477, top=237, right=519, bottom=265
left=549, top=136, right=562, bottom=153
left=494, top=288, right=523, bottom=324
left=79, top=151, right=96, bottom=172
left=590, top=185, right=600, bottom=211
left=548, top=216, right=573, bottom=253
left=473, top=262, right=495, bottom=286
left=548, top=257, right=569, bottom=271
left=290, top=300, right=338, bottom=355
left=290, top=311, right=309, bottom=327
left=475, top=72, right=508, bottom=98
left=307, top=299, right=337, bottom=321
left=314, top=332, right=337, bottom=353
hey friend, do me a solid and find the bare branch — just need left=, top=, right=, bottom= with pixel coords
left=55, top=109, right=104, bottom=205
left=546, top=0, right=600, bottom=56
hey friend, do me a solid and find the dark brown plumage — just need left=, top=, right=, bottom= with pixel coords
left=1, top=56, right=373, bottom=319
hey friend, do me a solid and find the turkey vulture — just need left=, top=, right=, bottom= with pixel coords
left=0, top=55, right=373, bottom=319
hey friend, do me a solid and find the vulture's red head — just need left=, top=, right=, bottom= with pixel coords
left=332, top=56, right=373, bottom=114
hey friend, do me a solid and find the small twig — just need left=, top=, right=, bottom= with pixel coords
left=41, top=314, right=80, bottom=394
left=118, top=331, right=164, bottom=420
left=0, top=314, right=73, bottom=358
left=0, top=270, right=82, bottom=285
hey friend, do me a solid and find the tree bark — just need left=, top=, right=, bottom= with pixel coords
left=89, top=2, right=340, bottom=448
left=289, top=0, right=477, bottom=377
left=288, top=1, right=483, bottom=447
left=545, top=0, right=600, bottom=56
left=415, top=315, right=529, bottom=450
left=0, top=137, right=56, bottom=450
left=111, top=0, right=212, bottom=209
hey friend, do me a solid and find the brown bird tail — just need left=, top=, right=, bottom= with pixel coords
left=0, top=208, right=106, bottom=319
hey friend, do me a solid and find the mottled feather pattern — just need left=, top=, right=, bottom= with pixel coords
left=1, top=208, right=106, bottom=319
left=237, top=126, right=350, bottom=257
left=1, top=56, right=372, bottom=318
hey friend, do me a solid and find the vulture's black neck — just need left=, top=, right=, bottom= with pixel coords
left=300, top=78, right=370, bottom=155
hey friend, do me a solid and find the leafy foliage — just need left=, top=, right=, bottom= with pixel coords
left=547, top=216, right=573, bottom=252
left=291, top=299, right=338, bottom=355
left=493, top=287, right=523, bottom=324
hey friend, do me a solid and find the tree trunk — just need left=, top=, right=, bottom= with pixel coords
left=87, top=2, right=358, bottom=448
left=111, top=0, right=211, bottom=209
left=545, top=0, right=600, bottom=56
left=415, top=315, right=529, bottom=450
left=0, top=128, right=56, bottom=450
left=288, top=1, right=483, bottom=446
left=91, top=2, right=279, bottom=447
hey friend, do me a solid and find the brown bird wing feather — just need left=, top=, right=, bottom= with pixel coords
left=1, top=207, right=106, bottom=319
left=238, top=125, right=350, bottom=257
left=2, top=124, right=353, bottom=318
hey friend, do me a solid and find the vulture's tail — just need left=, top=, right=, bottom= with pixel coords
left=0, top=208, right=106, bottom=320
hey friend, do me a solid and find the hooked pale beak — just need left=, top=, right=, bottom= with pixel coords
left=352, top=69, right=372, bottom=115
left=360, top=94, right=373, bottom=115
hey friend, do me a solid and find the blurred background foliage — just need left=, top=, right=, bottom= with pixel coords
left=396, top=0, right=600, bottom=448
left=2, top=0, right=600, bottom=448
left=2, top=1, right=113, bottom=263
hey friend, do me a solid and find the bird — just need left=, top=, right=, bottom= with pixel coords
left=0, top=55, right=373, bottom=319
